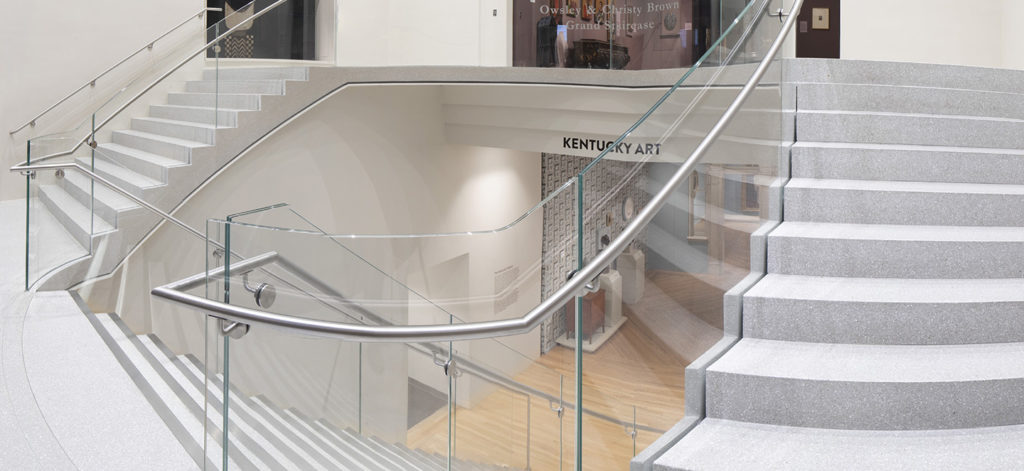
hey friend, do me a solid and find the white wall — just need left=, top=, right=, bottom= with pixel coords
left=1002, top=0, right=1024, bottom=70
left=336, top=0, right=511, bottom=66
left=840, top=0, right=1018, bottom=69
left=1, top=0, right=205, bottom=201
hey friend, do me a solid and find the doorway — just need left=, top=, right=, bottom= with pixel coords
left=796, top=0, right=840, bottom=59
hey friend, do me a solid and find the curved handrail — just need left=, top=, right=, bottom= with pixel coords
left=12, top=0, right=290, bottom=167
left=150, top=0, right=804, bottom=343
left=9, top=7, right=218, bottom=135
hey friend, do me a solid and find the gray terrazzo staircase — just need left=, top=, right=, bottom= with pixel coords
left=90, top=311, right=508, bottom=470
left=653, top=59, right=1024, bottom=470
left=36, top=67, right=310, bottom=290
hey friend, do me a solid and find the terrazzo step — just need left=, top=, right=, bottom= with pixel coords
left=743, top=274, right=1024, bottom=345
left=783, top=178, right=1024, bottom=226
left=653, top=418, right=1024, bottom=471
left=144, top=335, right=323, bottom=468
left=166, top=92, right=261, bottom=110
left=186, top=79, right=286, bottom=95
left=705, top=338, right=1024, bottom=430
left=92, top=314, right=237, bottom=469
left=150, top=104, right=242, bottom=127
left=37, top=184, right=115, bottom=248
left=796, top=82, right=1024, bottom=119
left=178, top=360, right=363, bottom=470
left=790, top=142, right=1024, bottom=184
left=786, top=58, right=1024, bottom=94
left=134, top=336, right=296, bottom=470
left=57, top=169, right=138, bottom=225
left=75, top=156, right=162, bottom=198
left=131, top=117, right=219, bottom=145
left=111, top=129, right=207, bottom=163
left=796, top=110, right=1024, bottom=149
left=393, top=443, right=445, bottom=470
left=203, top=66, right=309, bottom=81
left=767, top=222, right=1024, bottom=278
left=312, top=417, right=418, bottom=470
left=314, top=420, right=407, bottom=469
left=95, top=142, right=185, bottom=183
left=248, top=398, right=367, bottom=470
left=384, top=439, right=442, bottom=470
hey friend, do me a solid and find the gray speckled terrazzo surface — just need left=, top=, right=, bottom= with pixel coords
left=655, top=59, right=1024, bottom=469
left=0, top=200, right=196, bottom=470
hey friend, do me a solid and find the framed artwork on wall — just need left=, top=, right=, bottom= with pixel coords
left=566, top=0, right=580, bottom=17
left=660, top=7, right=680, bottom=39
left=582, top=0, right=594, bottom=20
left=595, top=0, right=609, bottom=24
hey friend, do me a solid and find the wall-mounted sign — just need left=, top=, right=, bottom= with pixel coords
left=563, top=137, right=661, bottom=155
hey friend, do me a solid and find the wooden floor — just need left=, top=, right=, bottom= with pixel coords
left=406, top=271, right=728, bottom=470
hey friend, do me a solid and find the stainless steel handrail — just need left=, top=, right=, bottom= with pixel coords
left=9, top=7, right=219, bottom=135
left=150, top=0, right=803, bottom=343
left=11, top=0, right=289, bottom=166
left=189, top=250, right=666, bottom=434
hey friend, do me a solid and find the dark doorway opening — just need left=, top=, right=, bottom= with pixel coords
left=796, top=0, right=840, bottom=59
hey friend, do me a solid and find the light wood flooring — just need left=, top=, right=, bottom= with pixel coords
left=406, top=270, right=728, bottom=470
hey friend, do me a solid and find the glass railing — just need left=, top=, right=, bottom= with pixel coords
left=193, top=202, right=687, bottom=469
left=181, top=1, right=789, bottom=469
left=24, top=0, right=792, bottom=469
left=138, top=0, right=791, bottom=469
left=512, top=0, right=771, bottom=70
left=19, top=0, right=337, bottom=290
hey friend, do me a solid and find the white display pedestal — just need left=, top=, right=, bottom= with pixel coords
left=618, top=247, right=645, bottom=304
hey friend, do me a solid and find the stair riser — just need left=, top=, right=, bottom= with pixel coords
left=38, top=188, right=97, bottom=248
left=186, top=80, right=285, bottom=95
left=167, top=93, right=260, bottom=110
left=202, top=67, right=308, bottom=81
left=706, top=372, right=1024, bottom=430
left=150, top=105, right=239, bottom=127
left=95, top=146, right=172, bottom=183
left=131, top=119, right=215, bottom=145
left=76, top=157, right=156, bottom=198
left=57, top=175, right=121, bottom=224
left=744, top=297, right=1024, bottom=345
left=111, top=131, right=194, bottom=163
left=791, top=145, right=1024, bottom=184
left=797, top=83, right=1024, bottom=118
left=768, top=236, right=1024, bottom=278
left=784, top=187, right=1024, bottom=226
left=797, top=112, right=1024, bottom=149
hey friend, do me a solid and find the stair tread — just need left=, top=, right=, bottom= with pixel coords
left=787, top=177, right=1024, bottom=195
left=792, top=140, right=1024, bottom=155
left=134, top=116, right=222, bottom=130
left=772, top=221, right=1024, bottom=242
left=97, top=142, right=186, bottom=169
left=76, top=156, right=162, bottom=189
left=151, top=103, right=249, bottom=113
left=798, top=108, right=1024, bottom=124
left=62, top=170, right=138, bottom=211
left=94, top=315, right=232, bottom=468
left=39, top=185, right=115, bottom=233
left=114, top=129, right=209, bottom=148
left=656, top=418, right=1024, bottom=471
left=710, top=338, right=1024, bottom=382
left=746, top=274, right=1024, bottom=303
